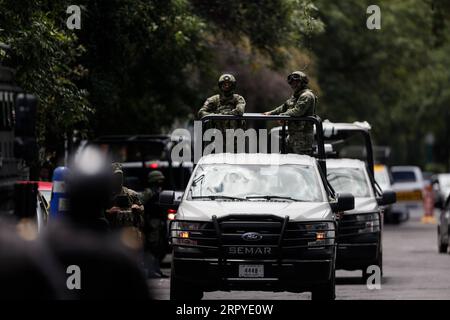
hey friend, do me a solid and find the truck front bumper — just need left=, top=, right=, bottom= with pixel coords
left=172, top=256, right=334, bottom=292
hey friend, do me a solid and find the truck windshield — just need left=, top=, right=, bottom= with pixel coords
left=327, top=167, right=372, bottom=198
left=188, top=164, right=324, bottom=202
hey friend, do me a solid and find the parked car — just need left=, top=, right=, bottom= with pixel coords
left=91, top=134, right=193, bottom=192
left=432, top=173, right=450, bottom=206
left=391, top=166, right=425, bottom=221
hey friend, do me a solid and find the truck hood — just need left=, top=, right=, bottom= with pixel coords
left=177, top=200, right=333, bottom=221
left=346, top=197, right=379, bottom=214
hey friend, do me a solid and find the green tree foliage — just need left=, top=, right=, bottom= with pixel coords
left=312, top=0, right=450, bottom=167
left=2, top=0, right=323, bottom=155
left=191, top=0, right=324, bottom=66
left=0, top=0, right=90, bottom=156
left=79, top=0, right=324, bottom=135
left=77, top=0, right=210, bottom=134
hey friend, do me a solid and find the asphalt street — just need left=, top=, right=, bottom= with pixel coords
left=149, top=212, right=450, bottom=300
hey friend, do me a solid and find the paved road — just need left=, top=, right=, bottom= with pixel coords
left=149, top=214, right=450, bottom=300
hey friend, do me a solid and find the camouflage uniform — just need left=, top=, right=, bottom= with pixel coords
left=108, top=186, right=145, bottom=230
left=198, top=74, right=246, bottom=132
left=107, top=163, right=144, bottom=231
left=266, top=71, right=317, bottom=155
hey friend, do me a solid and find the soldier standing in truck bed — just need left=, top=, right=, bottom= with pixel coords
left=264, top=71, right=317, bottom=155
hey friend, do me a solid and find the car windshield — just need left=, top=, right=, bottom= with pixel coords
left=327, top=167, right=372, bottom=198
left=392, top=171, right=417, bottom=183
left=188, top=164, right=324, bottom=202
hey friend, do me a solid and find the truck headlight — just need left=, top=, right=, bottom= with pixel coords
left=355, top=213, right=380, bottom=234
left=170, top=221, right=206, bottom=246
left=292, top=222, right=336, bottom=247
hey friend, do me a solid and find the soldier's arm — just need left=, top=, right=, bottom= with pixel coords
left=231, top=95, right=246, bottom=115
left=281, top=94, right=314, bottom=117
left=265, top=103, right=286, bottom=115
left=198, top=96, right=216, bottom=119
left=129, top=191, right=144, bottom=213
left=128, top=191, right=145, bottom=230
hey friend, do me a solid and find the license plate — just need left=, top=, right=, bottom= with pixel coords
left=238, top=264, right=264, bottom=278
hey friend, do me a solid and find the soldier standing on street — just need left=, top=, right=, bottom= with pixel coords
left=198, top=74, right=246, bottom=132
left=264, top=71, right=317, bottom=155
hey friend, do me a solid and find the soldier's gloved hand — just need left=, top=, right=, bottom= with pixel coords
left=230, top=109, right=242, bottom=116
left=107, top=206, right=121, bottom=215
left=131, top=204, right=143, bottom=213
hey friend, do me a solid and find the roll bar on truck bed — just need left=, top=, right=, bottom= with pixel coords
left=199, top=112, right=327, bottom=175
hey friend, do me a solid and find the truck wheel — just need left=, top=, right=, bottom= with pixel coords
left=170, top=267, right=203, bottom=300
left=311, top=272, right=335, bottom=300
left=438, top=229, right=448, bottom=253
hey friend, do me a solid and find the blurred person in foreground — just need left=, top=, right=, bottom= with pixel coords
left=0, top=146, right=150, bottom=299
left=43, top=146, right=150, bottom=299
left=141, top=170, right=168, bottom=278
left=0, top=221, right=65, bottom=299
left=264, top=71, right=317, bottom=155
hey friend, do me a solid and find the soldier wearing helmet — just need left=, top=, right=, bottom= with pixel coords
left=106, top=162, right=144, bottom=231
left=198, top=73, right=246, bottom=133
left=264, top=71, right=317, bottom=155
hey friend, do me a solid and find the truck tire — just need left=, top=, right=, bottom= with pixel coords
left=170, top=266, right=203, bottom=300
left=438, top=228, right=448, bottom=254
left=311, top=271, right=335, bottom=300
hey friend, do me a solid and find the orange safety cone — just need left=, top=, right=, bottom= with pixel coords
left=421, top=183, right=436, bottom=224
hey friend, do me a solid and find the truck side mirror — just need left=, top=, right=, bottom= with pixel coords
left=332, top=193, right=355, bottom=212
left=377, top=190, right=397, bottom=206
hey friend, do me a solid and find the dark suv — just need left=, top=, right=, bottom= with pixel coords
left=92, top=135, right=193, bottom=191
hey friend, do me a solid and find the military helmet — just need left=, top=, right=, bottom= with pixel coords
left=218, top=74, right=236, bottom=91
left=112, top=162, right=123, bottom=174
left=148, top=170, right=165, bottom=184
left=287, top=71, right=308, bottom=86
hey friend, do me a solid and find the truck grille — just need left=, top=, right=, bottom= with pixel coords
left=170, top=215, right=336, bottom=259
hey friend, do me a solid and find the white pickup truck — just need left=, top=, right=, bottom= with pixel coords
left=327, top=159, right=395, bottom=279
left=161, top=153, right=354, bottom=300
